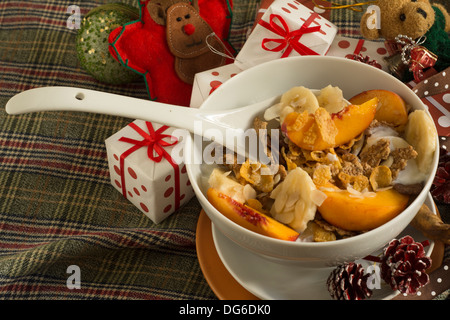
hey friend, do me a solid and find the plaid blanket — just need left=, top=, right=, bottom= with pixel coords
left=0, top=0, right=448, bottom=300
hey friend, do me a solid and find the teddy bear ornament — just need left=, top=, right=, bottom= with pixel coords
left=360, top=0, right=450, bottom=82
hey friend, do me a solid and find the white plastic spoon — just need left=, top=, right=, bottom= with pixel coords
left=5, top=86, right=281, bottom=159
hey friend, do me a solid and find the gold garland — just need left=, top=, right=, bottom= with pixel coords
left=312, top=0, right=377, bottom=12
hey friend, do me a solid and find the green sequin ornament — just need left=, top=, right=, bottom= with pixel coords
left=77, top=3, right=140, bottom=84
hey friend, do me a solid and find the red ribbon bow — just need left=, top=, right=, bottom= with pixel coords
left=118, top=122, right=181, bottom=211
left=120, top=122, right=178, bottom=163
left=258, top=13, right=321, bottom=58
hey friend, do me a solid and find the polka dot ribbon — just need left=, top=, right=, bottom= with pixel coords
left=258, top=13, right=321, bottom=58
left=118, top=122, right=181, bottom=210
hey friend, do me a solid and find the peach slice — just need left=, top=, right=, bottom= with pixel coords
left=207, top=188, right=300, bottom=241
left=318, top=185, right=409, bottom=231
left=282, top=98, right=378, bottom=151
left=349, top=90, right=408, bottom=127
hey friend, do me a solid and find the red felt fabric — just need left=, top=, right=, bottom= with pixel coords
left=109, top=0, right=233, bottom=107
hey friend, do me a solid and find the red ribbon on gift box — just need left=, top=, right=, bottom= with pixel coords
left=258, top=13, right=321, bottom=57
left=118, top=122, right=181, bottom=211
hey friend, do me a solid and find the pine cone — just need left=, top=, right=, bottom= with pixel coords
left=380, top=235, right=432, bottom=295
left=431, top=146, right=450, bottom=204
left=327, top=262, right=373, bottom=300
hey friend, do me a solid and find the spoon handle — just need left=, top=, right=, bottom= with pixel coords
left=5, top=86, right=281, bottom=159
left=5, top=86, right=202, bottom=132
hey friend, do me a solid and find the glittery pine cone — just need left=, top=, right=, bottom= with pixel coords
left=380, top=235, right=432, bottom=295
left=431, top=146, right=450, bottom=204
left=327, top=262, right=373, bottom=300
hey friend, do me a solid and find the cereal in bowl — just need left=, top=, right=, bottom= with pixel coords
left=207, top=86, right=437, bottom=242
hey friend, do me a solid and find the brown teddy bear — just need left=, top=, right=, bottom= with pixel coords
left=360, top=0, right=450, bottom=79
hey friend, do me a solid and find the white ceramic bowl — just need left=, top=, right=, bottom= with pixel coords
left=186, top=56, right=439, bottom=268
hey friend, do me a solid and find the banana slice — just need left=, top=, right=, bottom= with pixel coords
left=280, top=86, right=320, bottom=112
left=404, top=110, right=437, bottom=174
left=208, top=168, right=256, bottom=204
left=316, top=85, right=347, bottom=114
left=266, top=86, right=347, bottom=123
left=279, top=86, right=320, bottom=123
left=270, top=167, right=325, bottom=233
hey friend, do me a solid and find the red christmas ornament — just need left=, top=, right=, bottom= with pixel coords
left=409, top=46, right=438, bottom=82
left=380, top=235, right=432, bottom=295
left=395, top=35, right=438, bottom=82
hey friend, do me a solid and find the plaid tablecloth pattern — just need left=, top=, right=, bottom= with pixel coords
left=0, top=0, right=448, bottom=300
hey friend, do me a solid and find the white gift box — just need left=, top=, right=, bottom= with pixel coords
left=235, top=0, right=337, bottom=70
left=190, top=63, right=242, bottom=108
left=105, top=120, right=194, bottom=224
left=326, top=36, right=390, bottom=71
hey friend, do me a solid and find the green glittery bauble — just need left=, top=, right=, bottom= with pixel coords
left=77, top=3, right=140, bottom=85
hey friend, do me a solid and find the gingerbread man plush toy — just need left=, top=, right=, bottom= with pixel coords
left=360, top=0, right=450, bottom=83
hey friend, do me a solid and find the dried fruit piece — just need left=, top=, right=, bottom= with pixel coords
left=411, top=204, right=450, bottom=245
left=393, top=182, right=423, bottom=196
